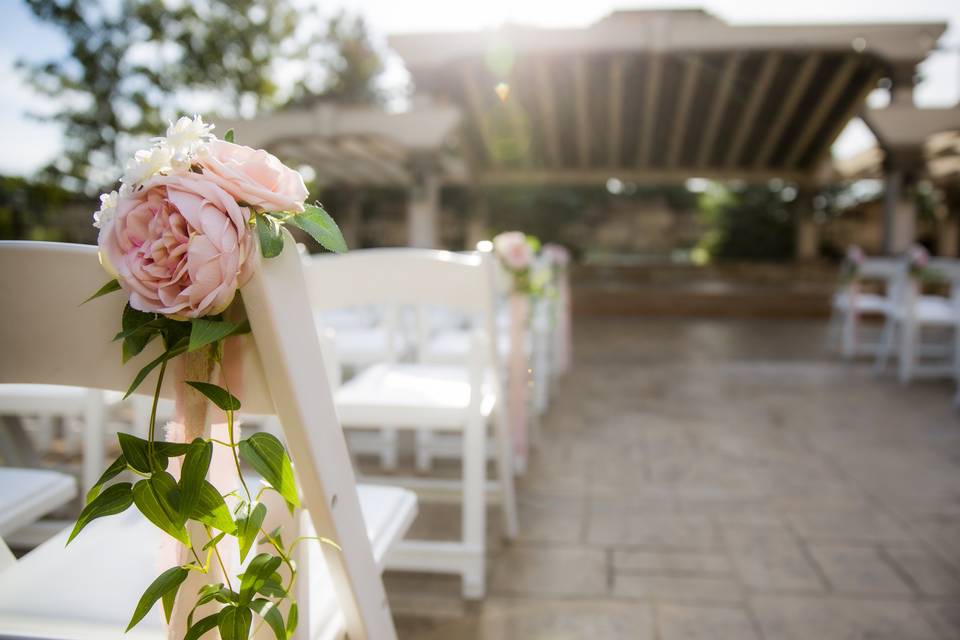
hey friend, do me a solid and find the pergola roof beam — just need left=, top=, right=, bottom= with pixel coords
left=754, top=55, right=821, bottom=167
left=784, top=56, right=859, bottom=168
left=724, top=53, right=781, bottom=167
left=534, top=58, right=562, bottom=167
left=637, top=54, right=662, bottom=167
left=667, top=55, right=702, bottom=167
left=607, top=55, right=626, bottom=167
left=573, top=57, right=592, bottom=168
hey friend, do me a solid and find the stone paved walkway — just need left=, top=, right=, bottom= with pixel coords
left=389, top=318, right=960, bottom=639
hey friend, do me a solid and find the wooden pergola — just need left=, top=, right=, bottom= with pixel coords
left=389, top=9, right=945, bottom=187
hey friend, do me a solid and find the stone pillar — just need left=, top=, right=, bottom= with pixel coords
left=794, top=192, right=818, bottom=261
left=882, top=165, right=919, bottom=254
left=407, top=168, right=440, bottom=248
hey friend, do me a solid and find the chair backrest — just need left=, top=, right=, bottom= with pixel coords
left=0, top=236, right=396, bottom=639
left=859, top=257, right=901, bottom=282
left=928, top=257, right=960, bottom=303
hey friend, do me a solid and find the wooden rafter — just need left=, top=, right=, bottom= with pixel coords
left=478, top=166, right=810, bottom=186
left=696, top=54, right=741, bottom=167
left=534, top=58, right=563, bottom=167
left=754, top=55, right=821, bottom=167
left=666, top=55, right=702, bottom=167
left=607, top=55, right=626, bottom=167
left=784, top=56, right=860, bottom=168
left=807, top=65, right=880, bottom=170
left=637, top=54, right=662, bottom=166
left=724, top=53, right=781, bottom=167
left=573, top=57, right=592, bottom=168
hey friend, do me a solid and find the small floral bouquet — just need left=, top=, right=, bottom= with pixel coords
left=77, top=116, right=347, bottom=640
left=906, top=244, right=943, bottom=283
left=838, top=244, right=865, bottom=285
left=492, top=231, right=543, bottom=296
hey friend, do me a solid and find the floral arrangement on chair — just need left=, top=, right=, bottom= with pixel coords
left=492, top=231, right=546, bottom=296
left=839, top=244, right=864, bottom=285
left=77, top=116, right=346, bottom=640
left=906, top=244, right=943, bottom=282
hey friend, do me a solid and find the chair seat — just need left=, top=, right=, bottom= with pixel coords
left=0, top=385, right=123, bottom=414
left=335, top=363, right=496, bottom=427
left=832, top=292, right=890, bottom=314
left=0, top=484, right=415, bottom=640
left=421, top=329, right=526, bottom=365
left=892, top=296, right=959, bottom=325
left=329, top=327, right=409, bottom=368
left=0, top=468, right=77, bottom=537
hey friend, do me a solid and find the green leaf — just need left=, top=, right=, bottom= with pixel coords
left=133, top=473, right=190, bottom=545
left=188, top=584, right=233, bottom=627
left=125, top=345, right=186, bottom=399
left=256, top=213, right=285, bottom=258
left=118, top=432, right=167, bottom=474
left=121, top=303, right=159, bottom=363
left=85, top=454, right=127, bottom=504
left=184, top=612, right=220, bottom=640
left=251, top=598, right=286, bottom=640
left=192, top=481, right=237, bottom=533
left=127, top=566, right=188, bottom=630
left=156, top=441, right=191, bottom=457
left=202, top=531, right=227, bottom=551
left=179, top=438, right=212, bottom=520
left=239, top=553, right=283, bottom=604
left=82, top=279, right=121, bottom=304
left=218, top=605, right=252, bottom=640
left=189, top=318, right=243, bottom=353
left=185, top=381, right=241, bottom=411
left=236, top=502, right=267, bottom=562
left=287, top=204, right=347, bottom=253
left=286, top=601, right=298, bottom=639
left=259, top=525, right=283, bottom=548
left=238, top=433, right=300, bottom=512
left=68, top=482, right=134, bottom=544
left=224, top=128, right=235, bottom=143
left=257, top=577, right=287, bottom=598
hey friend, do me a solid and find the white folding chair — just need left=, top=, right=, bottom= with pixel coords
left=828, top=256, right=900, bottom=358
left=0, top=236, right=416, bottom=640
left=303, top=249, right=519, bottom=599
left=0, top=467, right=77, bottom=540
left=875, top=258, right=960, bottom=383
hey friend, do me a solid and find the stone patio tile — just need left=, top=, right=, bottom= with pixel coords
left=656, top=603, right=761, bottom=640
left=883, top=546, right=960, bottom=597
left=395, top=598, right=654, bottom=640
left=488, top=545, right=607, bottom=597
left=786, top=509, right=917, bottom=544
left=613, top=574, right=744, bottom=604
left=750, top=595, right=941, bottom=640
left=722, top=524, right=826, bottom=591
left=613, top=549, right=732, bottom=576
left=807, top=545, right=912, bottom=595
left=586, top=511, right=719, bottom=550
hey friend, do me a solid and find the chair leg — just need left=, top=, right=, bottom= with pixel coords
left=899, top=321, right=917, bottom=385
left=82, top=390, right=105, bottom=495
left=874, top=318, right=895, bottom=374
left=379, top=428, right=398, bottom=471
left=461, top=412, right=486, bottom=599
left=841, top=309, right=856, bottom=359
left=493, top=407, right=519, bottom=540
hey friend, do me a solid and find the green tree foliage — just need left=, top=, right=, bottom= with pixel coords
left=20, top=1, right=384, bottom=191
left=698, top=184, right=797, bottom=261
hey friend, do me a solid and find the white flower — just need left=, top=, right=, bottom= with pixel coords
left=493, top=231, right=534, bottom=271
left=121, top=145, right=173, bottom=187
left=160, top=115, right=214, bottom=156
left=92, top=190, right=119, bottom=229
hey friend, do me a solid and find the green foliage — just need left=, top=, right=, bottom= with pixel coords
left=21, top=1, right=387, bottom=190
left=82, top=280, right=121, bottom=304
left=239, top=433, right=300, bottom=512
left=127, top=566, right=189, bottom=630
left=257, top=214, right=286, bottom=258
left=185, top=381, right=241, bottom=411
left=68, top=482, right=134, bottom=543
left=236, top=502, right=268, bottom=563
left=697, top=184, right=797, bottom=262
left=284, top=205, right=348, bottom=253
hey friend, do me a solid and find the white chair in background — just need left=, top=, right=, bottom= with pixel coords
left=0, top=467, right=77, bottom=544
left=303, top=249, right=519, bottom=599
left=875, top=257, right=960, bottom=383
left=0, top=236, right=415, bottom=640
left=829, top=256, right=900, bottom=358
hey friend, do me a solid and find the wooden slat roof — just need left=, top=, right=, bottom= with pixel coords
left=389, top=9, right=946, bottom=186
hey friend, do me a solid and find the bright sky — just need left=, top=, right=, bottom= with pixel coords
left=1, top=0, right=958, bottom=177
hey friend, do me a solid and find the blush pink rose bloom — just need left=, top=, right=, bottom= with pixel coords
left=199, top=139, right=308, bottom=213
left=98, top=173, right=258, bottom=319
left=493, top=231, right=534, bottom=271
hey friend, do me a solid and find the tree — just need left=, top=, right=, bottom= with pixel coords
left=20, top=0, right=333, bottom=191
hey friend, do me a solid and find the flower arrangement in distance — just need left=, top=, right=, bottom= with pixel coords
left=78, top=116, right=347, bottom=640
left=492, top=230, right=545, bottom=296
left=839, top=244, right=865, bottom=285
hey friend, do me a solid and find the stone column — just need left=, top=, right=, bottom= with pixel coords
left=407, top=167, right=440, bottom=248
left=794, top=192, right=818, bottom=261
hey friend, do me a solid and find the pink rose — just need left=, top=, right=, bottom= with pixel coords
left=493, top=231, right=534, bottom=271
left=99, top=173, right=258, bottom=319
left=543, top=243, right=570, bottom=265
left=199, top=139, right=308, bottom=213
